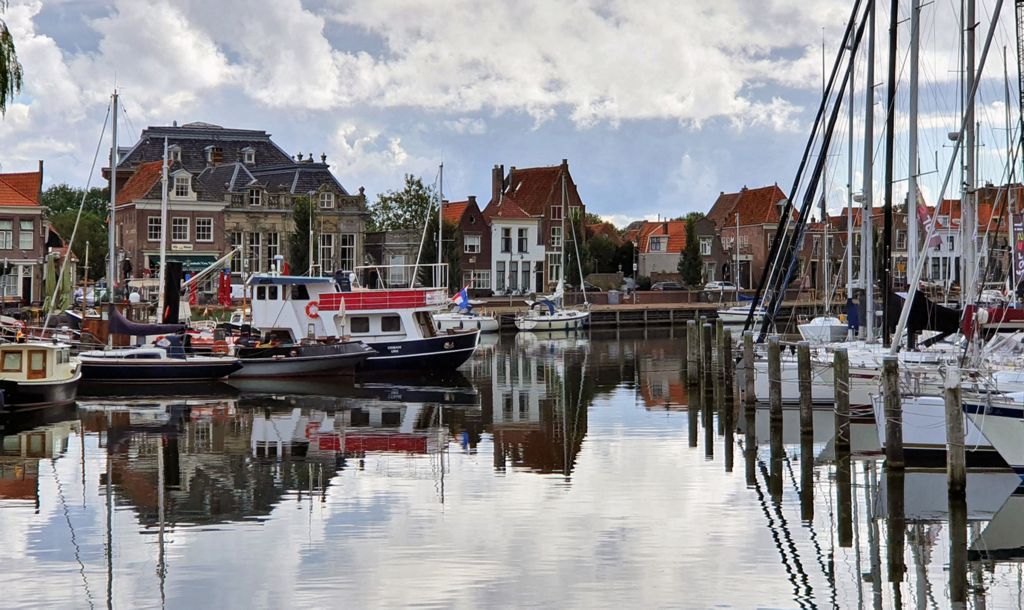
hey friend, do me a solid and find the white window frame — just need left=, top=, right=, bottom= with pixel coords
left=551, top=226, right=562, bottom=249
left=169, top=145, right=181, bottom=162
left=173, top=175, right=189, bottom=198
left=551, top=205, right=563, bottom=221
left=243, top=148, right=255, bottom=164
left=547, top=252, right=561, bottom=284
left=248, top=189, right=262, bottom=207
left=340, top=234, right=356, bottom=271
left=171, top=217, right=189, bottom=242
left=230, top=232, right=244, bottom=273
left=247, top=232, right=262, bottom=273
left=699, top=237, right=712, bottom=256
left=650, top=236, right=664, bottom=252
left=517, top=228, right=528, bottom=253
left=319, top=234, right=335, bottom=273
left=18, top=220, right=32, bottom=250
left=464, top=234, right=481, bottom=254
left=148, top=217, right=162, bottom=242
left=195, top=217, right=213, bottom=243
left=500, top=227, right=512, bottom=253
left=319, top=192, right=335, bottom=209
left=0, top=221, right=12, bottom=250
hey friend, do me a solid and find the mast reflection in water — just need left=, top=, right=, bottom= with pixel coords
left=3, top=330, right=1024, bottom=608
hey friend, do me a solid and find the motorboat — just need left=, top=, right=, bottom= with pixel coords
left=515, top=280, right=589, bottom=331
left=433, top=290, right=499, bottom=333
left=230, top=341, right=375, bottom=378
left=246, top=264, right=479, bottom=372
left=0, top=341, right=80, bottom=410
left=716, top=304, right=765, bottom=326
left=797, top=315, right=849, bottom=343
left=78, top=346, right=242, bottom=382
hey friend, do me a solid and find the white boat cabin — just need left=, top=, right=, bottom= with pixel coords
left=247, top=264, right=452, bottom=343
left=0, top=342, right=76, bottom=382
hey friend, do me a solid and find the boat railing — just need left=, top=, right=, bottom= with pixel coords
left=354, top=263, right=449, bottom=292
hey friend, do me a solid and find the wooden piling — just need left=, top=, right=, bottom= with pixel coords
left=743, top=331, right=755, bottom=418
left=702, top=323, right=714, bottom=457
left=948, top=493, right=968, bottom=606
left=797, top=341, right=812, bottom=437
left=685, top=320, right=698, bottom=386
left=723, top=328, right=735, bottom=472
left=882, top=355, right=903, bottom=470
left=945, top=368, right=965, bottom=498
left=715, top=323, right=726, bottom=436
left=836, top=453, right=853, bottom=547
left=680, top=323, right=689, bottom=377
left=833, top=348, right=850, bottom=458
left=767, top=335, right=783, bottom=498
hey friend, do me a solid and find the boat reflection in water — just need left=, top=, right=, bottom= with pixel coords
left=0, top=405, right=79, bottom=506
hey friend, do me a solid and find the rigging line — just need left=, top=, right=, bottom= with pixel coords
left=756, top=455, right=816, bottom=609
left=782, top=452, right=839, bottom=609
left=42, top=103, right=112, bottom=331
left=52, top=458, right=95, bottom=610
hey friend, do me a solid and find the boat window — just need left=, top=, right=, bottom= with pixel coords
left=256, top=286, right=266, bottom=300
left=28, top=350, right=46, bottom=380
left=2, top=351, right=21, bottom=372
left=290, top=285, right=310, bottom=300
left=350, top=317, right=370, bottom=333
left=381, top=315, right=401, bottom=332
left=267, top=286, right=279, bottom=300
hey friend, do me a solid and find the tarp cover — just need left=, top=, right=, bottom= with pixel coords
left=886, top=290, right=960, bottom=335
left=109, top=305, right=185, bottom=336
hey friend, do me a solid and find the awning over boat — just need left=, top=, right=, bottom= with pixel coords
left=886, top=291, right=960, bottom=335
left=109, top=305, right=186, bottom=336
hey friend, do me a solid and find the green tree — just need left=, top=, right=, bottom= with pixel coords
left=0, top=1, right=23, bottom=115
left=584, top=211, right=605, bottom=227
left=615, top=241, right=635, bottom=277
left=288, top=196, right=315, bottom=274
left=42, top=184, right=108, bottom=215
left=565, top=208, right=589, bottom=287
left=48, top=210, right=107, bottom=281
left=369, top=174, right=436, bottom=232
left=678, top=212, right=705, bottom=287
left=587, top=235, right=618, bottom=273
left=419, top=217, right=461, bottom=292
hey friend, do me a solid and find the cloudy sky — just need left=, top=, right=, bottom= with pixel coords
left=0, top=0, right=1016, bottom=227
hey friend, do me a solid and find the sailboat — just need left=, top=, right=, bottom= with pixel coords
left=77, top=93, right=241, bottom=383
left=515, top=174, right=589, bottom=331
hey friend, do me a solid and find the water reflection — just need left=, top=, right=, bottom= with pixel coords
left=4, top=331, right=1024, bottom=607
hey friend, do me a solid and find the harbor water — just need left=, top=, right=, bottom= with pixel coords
left=1, top=329, right=1022, bottom=608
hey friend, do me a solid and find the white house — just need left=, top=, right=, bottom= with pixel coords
left=484, top=200, right=546, bottom=295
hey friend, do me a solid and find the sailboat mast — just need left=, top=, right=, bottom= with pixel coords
left=908, top=0, right=921, bottom=283
left=108, top=90, right=118, bottom=304
left=1005, top=48, right=1017, bottom=302
left=964, top=0, right=977, bottom=304
left=438, top=162, right=444, bottom=288
left=847, top=32, right=855, bottom=299
left=561, top=174, right=566, bottom=286
left=862, top=0, right=876, bottom=342
left=735, top=212, right=741, bottom=289
left=881, top=0, right=898, bottom=347
left=822, top=34, right=830, bottom=313
left=158, top=138, right=168, bottom=322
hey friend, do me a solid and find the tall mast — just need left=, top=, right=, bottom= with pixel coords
left=908, top=0, right=922, bottom=283
left=561, top=174, right=567, bottom=286
left=438, top=162, right=444, bottom=287
left=822, top=32, right=830, bottom=313
left=847, top=28, right=856, bottom=303
left=862, top=0, right=876, bottom=341
left=158, top=138, right=169, bottom=322
left=881, top=0, right=898, bottom=347
left=108, top=90, right=118, bottom=304
left=963, top=0, right=977, bottom=304
left=1005, top=47, right=1017, bottom=302
left=735, top=212, right=741, bottom=289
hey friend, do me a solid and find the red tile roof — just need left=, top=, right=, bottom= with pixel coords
left=586, top=222, right=622, bottom=244
left=116, top=160, right=163, bottom=206
left=442, top=201, right=469, bottom=225
left=637, top=220, right=687, bottom=253
left=482, top=199, right=536, bottom=221
left=0, top=171, right=42, bottom=207
left=707, top=184, right=787, bottom=228
left=497, top=164, right=584, bottom=216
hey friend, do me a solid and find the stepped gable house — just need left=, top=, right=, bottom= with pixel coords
left=109, top=122, right=368, bottom=282
left=0, top=162, right=50, bottom=303
left=487, top=159, right=586, bottom=290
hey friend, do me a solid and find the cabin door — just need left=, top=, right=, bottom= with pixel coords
left=27, top=350, right=46, bottom=380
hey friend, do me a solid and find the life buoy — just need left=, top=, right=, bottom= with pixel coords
left=305, top=301, right=320, bottom=319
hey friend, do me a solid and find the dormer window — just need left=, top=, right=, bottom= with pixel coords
left=319, top=192, right=335, bottom=209
left=242, top=147, right=255, bottom=165
left=173, top=175, right=190, bottom=198
left=205, top=145, right=223, bottom=165
left=248, top=188, right=262, bottom=206
left=168, top=145, right=181, bottom=163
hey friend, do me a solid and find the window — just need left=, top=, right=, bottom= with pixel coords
left=0, top=221, right=12, bottom=250
left=319, top=234, right=334, bottom=273
left=2, top=351, right=21, bottom=372
left=247, top=232, right=262, bottom=273
left=547, top=253, right=561, bottom=284
left=699, top=237, right=712, bottom=256
left=230, top=232, right=243, bottom=273
left=518, top=228, right=528, bottom=253
left=256, top=286, right=266, bottom=300
left=18, top=220, right=32, bottom=250
left=551, top=205, right=563, bottom=221
left=340, top=234, right=356, bottom=271
left=381, top=315, right=401, bottom=332
left=464, top=234, right=481, bottom=254
left=196, top=218, right=213, bottom=242
left=174, top=175, right=189, bottom=198
left=930, top=257, right=941, bottom=280
left=509, top=262, right=519, bottom=290
left=266, top=233, right=279, bottom=270
left=704, top=261, right=716, bottom=282
left=551, top=226, right=562, bottom=249
left=147, top=217, right=161, bottom=241
left=169, top=145, right=181, bottom=162
left=290, top=285, right=309, bottom=300
left=650, top=236, right=664, bottom=252
left=171, top=217, right=189, bottom=242
left=351, top=317, right=370, bottom=333
left=947, top=236, right=955, bottom=252
left=521, top=266, right=529, bottom=291
left=896, top=230, right=907, bottom=250
left=319, top=192, right=335, bottom=209
left=470, top=270, right=490, bottom=289
left=496, top=261, right=506, bottom=291
left=242, top=148, right=255, bottom=164
left=501, top=228, right=512, bottom=253
left=248, top=189, right=262, bottom=206
left=267, top=286, right=278, bottom=300
left=206, top=146, right=223, bottom=164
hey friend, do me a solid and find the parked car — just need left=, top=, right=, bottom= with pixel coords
left=651, top=281, right=684, bottom=291
left=704, top=281, right=737, bottom=292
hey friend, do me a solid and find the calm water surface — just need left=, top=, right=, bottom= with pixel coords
left=1, top=329, right=1023, bottom=609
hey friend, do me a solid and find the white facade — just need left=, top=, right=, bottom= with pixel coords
left=490, top=218, right=545, bottom=295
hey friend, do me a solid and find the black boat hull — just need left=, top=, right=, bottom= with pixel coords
left=0, top=374, right=80, bottom=411
left=80, top=360, right=242, bottom=383
left=231, top=343, right=373, bottom=378
left=362, top=331, right=480, bottom=371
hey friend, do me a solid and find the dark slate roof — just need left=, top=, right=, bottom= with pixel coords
left=250, top=163, right=350, bottom=196
left=194, top=163, right=259, bottom=199
left=117, top=122, right=293, bottom=174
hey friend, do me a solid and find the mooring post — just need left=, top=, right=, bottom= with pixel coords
left=680, top=323, right=689, bottom=378
left=743, top=331, right=755, bottom=418
left=837, top=453, right=853, bottom=548
left=723, top=328, right=735, bottom=472
left=686, top=320, right=698, bottom=386
left=797, top=341, right=812, bottom=437
left=767, top=335, right=783, bottom=498
left=834, top=347, right=850, bottom=458
left=702, top=323, right=714, bottom=455
left=945, top=367, right=965, bottom=498
left=715, top=322, right=726, bottom=435
left=882, top=355, right=903, bottom=470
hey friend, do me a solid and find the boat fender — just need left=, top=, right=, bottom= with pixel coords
left=305, top=301, right=320, bottom=319
left=976, top=308, right=989, bottom=325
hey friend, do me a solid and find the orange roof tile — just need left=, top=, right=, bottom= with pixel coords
left=637, top=220, right=687, bottom=253
left=0, top=171, right=42, bottom=207
left=442, top=201, right=469, bottom=225
left=116, top=160, right=163, bottom=206
left=707, top=184, right=787, bottom=228
left=499, top=165, right=584, bottom=216
left=482, top=199, right=536, bottom=221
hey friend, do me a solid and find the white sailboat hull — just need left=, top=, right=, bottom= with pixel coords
left=872, top=394, right=997, bottom=460
left=964, top=393, right=1024, bottom=479
left=433, top=312, right=500, bottom=333
left=515, top=310, right=589, bottom=331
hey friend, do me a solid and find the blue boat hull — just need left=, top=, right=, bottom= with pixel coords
left=362, top=331, right=480, bottom=372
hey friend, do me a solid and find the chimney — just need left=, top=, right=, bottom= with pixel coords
left=491, top=164, right=504, bottom=203
left=561, top=158, right=568, bottom=169
left=468, top=195, right=476, bottom=206
left=37, top=160, right=44, bottom=204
